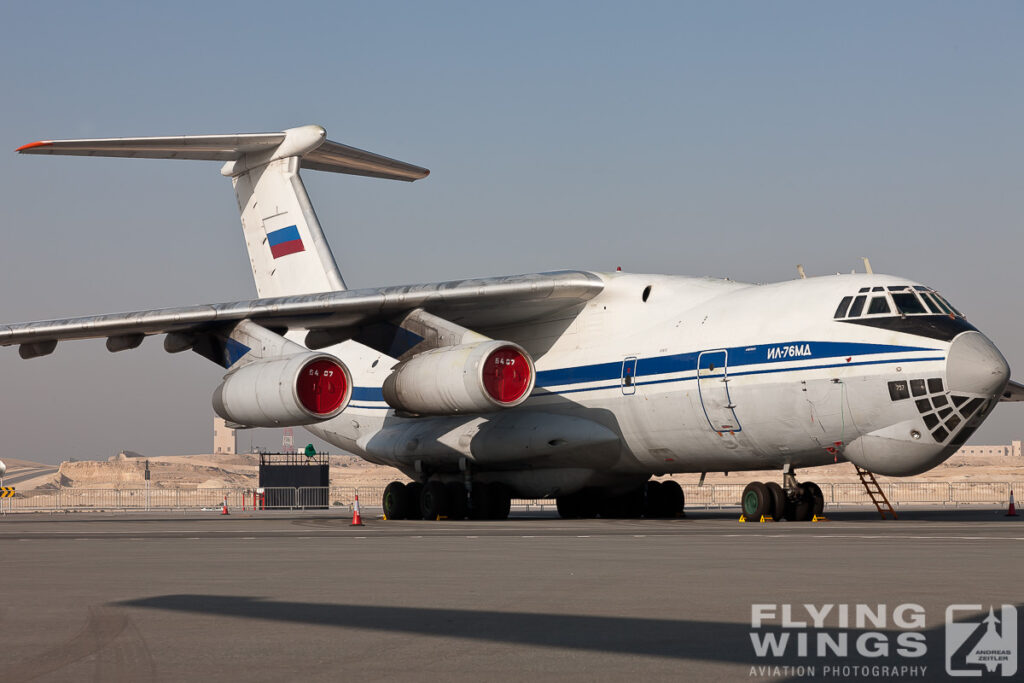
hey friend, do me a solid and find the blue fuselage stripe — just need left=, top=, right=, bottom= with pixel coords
left=346, top=341, right=944, bottom=405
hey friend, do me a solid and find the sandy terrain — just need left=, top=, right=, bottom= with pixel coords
left=4, top=451, right=1024, bottom=491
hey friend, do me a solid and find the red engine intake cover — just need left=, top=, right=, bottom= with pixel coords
left=296, top=358, right=348, bottom=415
left=482, top=346, right=532, bottom=404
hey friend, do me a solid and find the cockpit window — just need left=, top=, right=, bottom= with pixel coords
left=833, top=296, right=853, bottom=319
left=892, top=292, right=926, bottom=315
left=920, top=293, right=942, bottom=314
left=934, top=293, right=963, bottom=317
left=848, top=295, right=867, bottom=317
left=867, top=296, right=891, bottom=315
left=834, top=285, right=966, bottom=320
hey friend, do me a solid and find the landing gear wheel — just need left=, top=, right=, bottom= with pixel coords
left=446, top=482, right=468, bottom=520
left=784, top=486, right=813, bottom=522
left=804, top=481, right=825, bottom=519
left=660, top=480, right=685, bottom=516
left=644, top=481, right=666, bottom=518
left=404, top=482, right=424, bottom=520
left=601, top=488, right=645, bottom=518
left=765, top=482, right=785, bottom=522
left=473, top=483, right=511, bottom=520
left=741, top=482, right=771, bottom=520
left=383, top=482, right=409, bottom=520
left=420, top=481, right=450, bottom=520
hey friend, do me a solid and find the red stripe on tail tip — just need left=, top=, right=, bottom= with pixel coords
left=16, top=141, right=53, bottom=152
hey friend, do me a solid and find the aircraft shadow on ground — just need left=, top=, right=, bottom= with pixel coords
left=115, top=595, right=1020, bottom=676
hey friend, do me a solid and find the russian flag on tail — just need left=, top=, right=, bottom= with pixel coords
left=267, top=225, right=305, bottom=259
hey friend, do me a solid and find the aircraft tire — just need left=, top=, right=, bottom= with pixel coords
left=644, top=480, right=666, bottom=518
left=405, top=482, right=424, bottom=520
left=488, top=484, right=512, bottom=520
left=741, top=482, right=771, bottom=520
left=789, top=486, right=813, bottom=521
left=660, top=480, right=685, bottom=516
left=383, top=481, right=409, bottom=520
left=446, top=482, right=468, bottom=520
left=420, top=480, right=449, bottom=520
left=765, top=482, right=786, bottom=522
left=804, top=481, right=825, bottom=519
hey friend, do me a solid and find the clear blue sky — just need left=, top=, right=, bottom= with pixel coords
left=1, top=1, right=1021, bottom=462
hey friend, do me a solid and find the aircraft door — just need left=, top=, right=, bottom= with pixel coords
left=697, top=350, right=741, bottom=433
left=621, top=356, right=638, bottom=395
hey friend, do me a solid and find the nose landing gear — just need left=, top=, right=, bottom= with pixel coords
left=741, top=469, right=824, bottom=522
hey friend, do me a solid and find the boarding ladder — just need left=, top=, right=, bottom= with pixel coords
left=854, top=465, right=898, bottom=520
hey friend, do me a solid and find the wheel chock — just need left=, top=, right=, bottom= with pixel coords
left=812, top=515, right=829, bottom=522
left=739, top=514, right=776, bottom=523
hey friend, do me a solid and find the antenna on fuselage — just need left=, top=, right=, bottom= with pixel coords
left=861, top=257, right=874, bottom=274
left=796, top=264, right=807, bottom=279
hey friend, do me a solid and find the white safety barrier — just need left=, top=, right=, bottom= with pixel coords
left=1, top=482, right=1022, bottom=513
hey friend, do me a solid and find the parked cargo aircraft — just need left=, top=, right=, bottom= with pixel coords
left=5, top=125, right=1022, bottom=521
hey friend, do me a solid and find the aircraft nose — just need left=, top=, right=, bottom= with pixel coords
left=946, top=331, right=1010, bottom=397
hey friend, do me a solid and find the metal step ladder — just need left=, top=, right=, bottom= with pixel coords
left=854, top=465, right=898, bottom=519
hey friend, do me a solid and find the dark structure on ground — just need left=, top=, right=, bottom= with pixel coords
left=258, top=453, right=329, bottom=508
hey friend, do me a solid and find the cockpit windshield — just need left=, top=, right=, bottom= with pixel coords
left=834, top=286, right=965, bottom=321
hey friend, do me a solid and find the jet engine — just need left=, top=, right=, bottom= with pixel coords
left=382, top=340, right=535, bottom=415
left=212, top=353, right=351, bottom=427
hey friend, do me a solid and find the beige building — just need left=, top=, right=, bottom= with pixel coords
left=954, top=440, right=1022, bottom=458
left=213, top=417, right=236, bottom=454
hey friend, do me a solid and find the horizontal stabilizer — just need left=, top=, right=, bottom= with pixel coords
left=16, top=125, right=429, bottom=181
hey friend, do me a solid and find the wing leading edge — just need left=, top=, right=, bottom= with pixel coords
left=0, top=271, right=604, bottom=357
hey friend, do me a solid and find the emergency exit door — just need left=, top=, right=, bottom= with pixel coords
left=697, top=350, right=741, bottom=432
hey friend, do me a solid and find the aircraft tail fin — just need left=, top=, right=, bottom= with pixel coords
left=17, top=125, right=429, bottom=298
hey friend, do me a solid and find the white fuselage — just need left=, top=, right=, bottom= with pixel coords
left=305, top=271, right=1007, bottom=498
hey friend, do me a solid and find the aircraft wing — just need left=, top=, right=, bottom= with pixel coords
left=0, top=271, right=603, bottom=358
left=1001, top=379, right=1024, bottom=402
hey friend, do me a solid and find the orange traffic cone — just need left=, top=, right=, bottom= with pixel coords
left=351, top=494, right=364, bottom=526
left=1007, top=490, right=1018, bottom=517
left=221, top=496, right=230, bottom=516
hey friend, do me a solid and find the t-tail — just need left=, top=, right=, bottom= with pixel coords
left=17, top=125, right=429, bottom=298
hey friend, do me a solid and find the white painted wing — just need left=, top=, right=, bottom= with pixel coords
left=0, top=271, right=603, bottom=358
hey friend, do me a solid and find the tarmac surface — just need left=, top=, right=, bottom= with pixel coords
left=1, top=507, right=1022, bottom=682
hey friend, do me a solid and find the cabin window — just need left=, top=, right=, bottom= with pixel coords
left=848, top=295, right=867, bottom=317
left=867, top=296, right=891, bottom=315
left=834, top=296, right=853, bottom=319
left=642, top=285, right=652, bottom=302
left=892, top=293, right=927, bottom=315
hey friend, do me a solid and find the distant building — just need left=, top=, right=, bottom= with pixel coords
left=954, top=440, right=1022, bottom=457
left=214, top=417, right=236, bottom=454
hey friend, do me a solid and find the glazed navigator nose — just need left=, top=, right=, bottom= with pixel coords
left=946, top=331, right=1010, bottom=397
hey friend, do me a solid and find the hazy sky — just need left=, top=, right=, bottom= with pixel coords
left=1, top=2, right=1021, bottom=464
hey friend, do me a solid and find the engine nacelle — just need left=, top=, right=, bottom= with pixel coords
left=382, top=340, right=535, bottom=415
left=212, top=353, right=351, bottom=427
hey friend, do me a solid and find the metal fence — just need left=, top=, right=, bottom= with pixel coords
left=0, top=482, right=1020, bottom=513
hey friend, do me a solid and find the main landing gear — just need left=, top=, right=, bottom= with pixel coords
left=741, top=470, right=824, bottom=522
left=382, top=480, right=512, bottom=520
